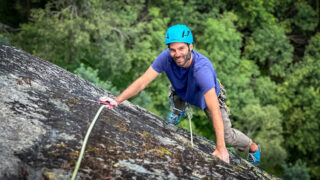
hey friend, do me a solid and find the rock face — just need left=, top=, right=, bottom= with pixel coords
left=0, top=43, right=278, bottom=180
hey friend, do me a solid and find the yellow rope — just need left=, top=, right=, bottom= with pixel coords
left=71, top=105, right=106, bottom=180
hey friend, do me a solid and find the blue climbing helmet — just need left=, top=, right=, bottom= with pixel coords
left=165, top=24, right=193, bottom=45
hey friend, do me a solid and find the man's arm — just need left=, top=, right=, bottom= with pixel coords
left=204, top=88, right=230, bottom=163
left=114, top=66, right=159, bottom=104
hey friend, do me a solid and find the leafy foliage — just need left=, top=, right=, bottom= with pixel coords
left=0, top=32, right=10, bottom=44
left=244, top=24, right=293, bottom=78
left=282, top=160, right=310, bottom=180
left=74, top=63, right=152, bottom=109
left=293, top=1, right=318, bottom=31
left=252, top=77, right=277, bottom=105
left=236, top=104, right=286, bottom=169
left=74, top=64, right=119, bottom=95
left=277, top=33, right=320, bottom=178
left=225, top=0, right=278, bottom=29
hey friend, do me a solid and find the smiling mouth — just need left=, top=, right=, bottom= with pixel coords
left=175, top=57, right=184, bottom=62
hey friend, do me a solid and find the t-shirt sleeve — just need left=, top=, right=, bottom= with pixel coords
left=151, top=50, right=169, bottom=73
left=194, top=66, right=216, bottom=95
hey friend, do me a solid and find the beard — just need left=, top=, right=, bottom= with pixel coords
left=173, top=49, right=192, bottom=67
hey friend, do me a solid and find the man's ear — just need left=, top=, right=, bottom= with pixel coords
left=189, top=44, right=193, bottom=50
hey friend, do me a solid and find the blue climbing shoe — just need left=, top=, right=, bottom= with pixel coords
left=248, top=144, right=261, bottom=166
left=168, top=111, right=185, bottom=125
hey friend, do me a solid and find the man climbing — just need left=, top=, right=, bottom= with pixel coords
left=99, top=24, right=261, bottom=165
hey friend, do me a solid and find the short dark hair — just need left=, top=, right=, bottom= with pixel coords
left=168, top=43, right=190, bottom=49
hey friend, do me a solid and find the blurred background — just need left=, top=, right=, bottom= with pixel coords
left=0, top=0, right=319, bottom=179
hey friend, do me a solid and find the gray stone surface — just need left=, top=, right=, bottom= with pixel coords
left=0, top=43, right=278, bottom=179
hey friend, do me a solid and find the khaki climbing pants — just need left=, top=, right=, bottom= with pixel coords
left=170, top=87, right=252, bottom=151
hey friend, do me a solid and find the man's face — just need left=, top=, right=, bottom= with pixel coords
left=169, top=42, right=193, bottom=68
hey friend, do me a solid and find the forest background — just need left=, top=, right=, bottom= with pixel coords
left=0, top=0, right=319, bottom=179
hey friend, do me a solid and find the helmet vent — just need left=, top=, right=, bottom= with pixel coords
left=182, top=30, right=190, bottom=38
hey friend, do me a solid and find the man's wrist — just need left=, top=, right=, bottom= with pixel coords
left=216, top=144, right=227, bottom=151
left=115, top=97, right=121, bottom=105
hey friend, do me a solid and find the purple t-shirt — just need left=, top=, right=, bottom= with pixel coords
left=151, top=49, right=220, bottom=110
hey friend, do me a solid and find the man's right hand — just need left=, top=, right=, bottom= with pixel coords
left=99, top=96, right=118, bottom=109
left=213, top=147, right=230, bottom=164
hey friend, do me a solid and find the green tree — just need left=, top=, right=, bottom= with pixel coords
left=225, top=0, right=278, bottom=30
left=74, top=64, right=118, bottom=95
left=74, top=64, right=153, bottom=109
left=0, top=32, right=10, bottom=44
left=282, top=160, right=310, bottom=180
left=0, top=0, right=48, bottom=28
left=244, top=24, right=294, bottom=79
left=12, top=2, right=93, bottom=70
left=292, top=1, right=318, bottom=32
left=236, top=104, right=286, bottom=170
left=277, top=33, right=320, bottom=178
left=253, top=77, right=277, bottom=106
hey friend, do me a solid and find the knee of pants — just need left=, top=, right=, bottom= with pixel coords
left=224, top=130, right=236, bottom=146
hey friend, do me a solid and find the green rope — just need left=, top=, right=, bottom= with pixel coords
left=186, top=106, right=194, bottom=147
left=71, top=105, right=106, bottom=180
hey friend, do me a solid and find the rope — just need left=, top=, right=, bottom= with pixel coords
left=71, top=105, right=106, bottom=180
left=186, top=106, right=194, bottom=147
left=169, top=91, right=194, bottom=147
left=71, top=97, right=194, bottom=179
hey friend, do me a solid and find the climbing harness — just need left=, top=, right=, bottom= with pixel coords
left=218, top=85, right=230, bottom=115
left=168, top=98, right=188, bottom=125
left=168, top=89, right=188, bottom=125
left=71, top=103, right=110, bottom=180
left=168, top=90, right=194, bottom=147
